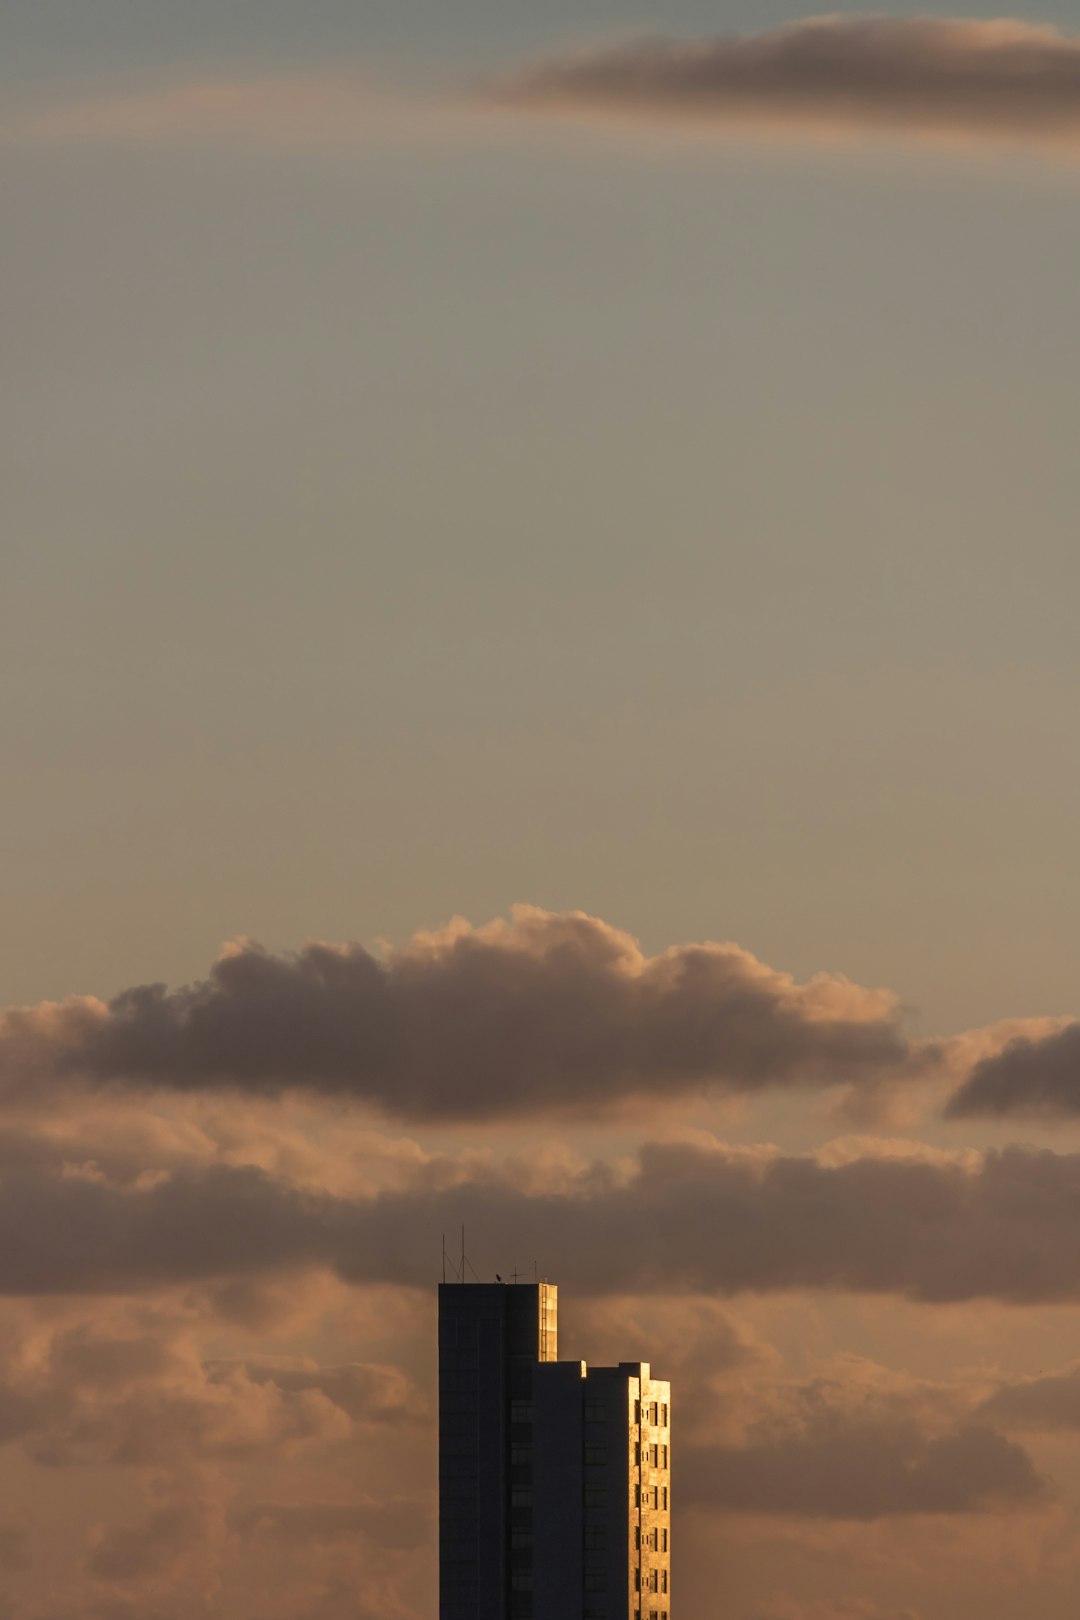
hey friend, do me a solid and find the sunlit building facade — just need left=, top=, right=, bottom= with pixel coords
left=438, top=1280, right=670, bottom=1620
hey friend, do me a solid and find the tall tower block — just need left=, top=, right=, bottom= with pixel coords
left=438, top=1280, right=669, bottom=1619
left=438, top=1282, right=558, bottom=1620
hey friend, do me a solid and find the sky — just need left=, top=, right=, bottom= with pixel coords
left=3, top=3, right=1080, bottom=1618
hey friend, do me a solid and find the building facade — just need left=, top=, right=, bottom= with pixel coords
left=438, top=1281, right=670, bottom=1620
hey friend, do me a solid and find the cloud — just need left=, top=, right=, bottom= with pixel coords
left=0, top=1304, right=427, bottom=1480
left=0, top=908, right=919, bottom=1121
left=229, top=1497, right=431, bottom=1552
left=0, top=1514, right=30, bottom=1575
left=945, top=1021, right=1080, bottom=1119
left=0, top=1286, right=437, bottom=1617
left=7, top=1129, right=1080, bottom=1304
left=11, top=74, right=466, bottom=151
left=683, top=1422, right=1046, bottom=1518
left=753, top=1602, right=924, bottom=1620
left=86, top=1497, right=211, bottom=1585
left=230, top=1358, right=428, bottom=1425
left=496, top=16, right=1080, bottom=152
left=980, top=1362, right=1080, bottom=1431
left=644, top=1334, right=1049, bottom=1519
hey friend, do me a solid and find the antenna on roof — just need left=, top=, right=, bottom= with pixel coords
left=459, top=1226, right=481, bottom=1284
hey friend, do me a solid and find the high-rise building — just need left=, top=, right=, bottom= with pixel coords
left=438, top=1280, right=670, bottom=1620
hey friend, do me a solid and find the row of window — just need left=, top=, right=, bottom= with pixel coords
left=575, top=1444, right=671, bottom=1468
left=506, top=1397, right=669, bottom=1427
left=513, top=1572, right=675, bottom=1598
left=509, top=1526, right=668, bottom=1553
left=517, top=1441, right=670, bottom=1469
left=508, top=1577, right=671, bottom=1601
left=583, top=1443, right=669, bottom=1468
left=509, top=1483, right=668, bottom=1510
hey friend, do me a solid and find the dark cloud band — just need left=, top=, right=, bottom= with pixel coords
left=946, top=1022, right=1080, bottom=1118
left=682, top=1423, right=1046, bottom=1518
left=6, top=1137, right=1080, bottom=1305
left=497, top=17, right=1080, bottom=147
left=0, top=909, right=916, bottom=1119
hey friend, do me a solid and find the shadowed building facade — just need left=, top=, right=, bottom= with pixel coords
left=438, top=1281, right=670, bottom=1620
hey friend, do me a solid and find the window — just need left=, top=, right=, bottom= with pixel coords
left=650, top=1402, right=659, bottom=1425
left=511, top=1401, right=532, bottom=1424
left=649, top=1570, right=660, bottom=1592
left=511, top=1487, right=533, bottom=1508
left=584, top=1402, right=606, bottom=1422
left=661, top=1570, right=668, bottom=1593
left=633, top=1570, right=640, bottom=1592
left=634, top=1400, right=641, bottom=1424
left=441, top=1435, right=477, bottom=1457
left=634, top=1527, right=640, bottom=1550
left=584, top=1525, right=607, bottom=1550
left=584, top=1445, right=606, bottom=1466
left=651, top=1487, right=660, bottom=1509
left=651, top=1444, right=660, bottom=1467
left=511, top=1444, right=532, bottom=1465
left=511, top=1572, right=533, bottom=1593
left=661, top=1403, right=669, bottom=1427
left=584, top=1572, right=606, bottom=1593
left=585, top=1487, right=607, bottom=1508
left=634, top=1486, right=641, bottom=1507
left=635, top=1441, right=642, bottom=1465
left=649, top=1528, right=659, bottom=1552
left=511, top=1530, right=533, bottom=1550
left=661, top=1487, right=668, bottom=1510
left=661, top=1445, right=668, bottom=1469
left=661, top=1528, right=668, bottom=1552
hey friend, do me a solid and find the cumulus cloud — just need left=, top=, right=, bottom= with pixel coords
left=0, top=908, right=918, bottom=1121
left=0, top=1307, right=426, bottom=1481
left=658, top=1338, right=1048, bottom=1518
left=86, top=1495, right=213, bottom=1585
left=232, top=1358, right=428, bottom=1425
left=683, top=1421, right=1045, bottom=1518
left=0, top=1286, right=437, bottom=1619
left=6, top=1132, right=1080, bottom=1304
left=497, top=16, right=1080, bottom=151
left=945, top=1021, right=1080, bottom=1118
left=229, top=1497, right=431, bottom=1551
left=980, top=1361, right=1080, bottom=1431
